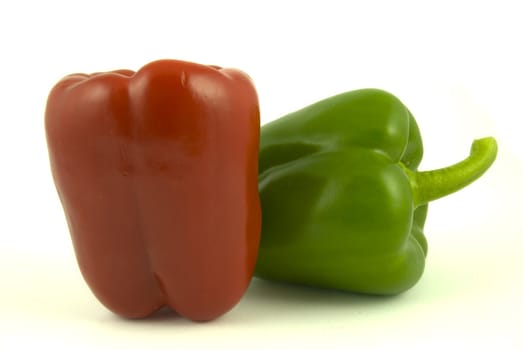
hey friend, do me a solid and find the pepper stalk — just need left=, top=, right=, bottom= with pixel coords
left=402, top=137, right=498, bottom=207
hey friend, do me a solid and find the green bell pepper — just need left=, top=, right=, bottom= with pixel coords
left=256, top=89, right=497, bottom=295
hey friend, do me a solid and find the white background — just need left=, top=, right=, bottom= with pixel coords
left=1, top=0, right=522, bottom=349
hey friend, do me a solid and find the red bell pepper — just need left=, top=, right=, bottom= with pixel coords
left=45, top=59, right=261, bottom=321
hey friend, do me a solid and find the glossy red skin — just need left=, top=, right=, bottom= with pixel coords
left=45, top=59, right=261, bottom=321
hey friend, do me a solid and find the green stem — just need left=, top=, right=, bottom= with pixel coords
left=403, top=137, right=497, bottom=207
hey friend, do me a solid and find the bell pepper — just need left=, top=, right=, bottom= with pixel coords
left=45, top=59, right=261, bottom=321
left=256, top=88, right=497, bottom=295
